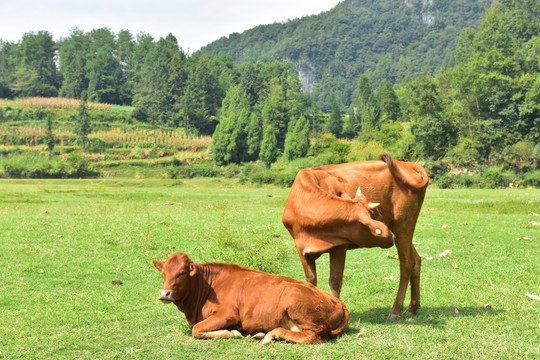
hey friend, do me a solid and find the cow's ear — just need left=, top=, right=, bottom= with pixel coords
left=153, top=260, right=164, bottom=273
left=189, top=263, right=197, bottom=276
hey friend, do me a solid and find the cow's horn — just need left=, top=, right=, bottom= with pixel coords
left=375, top=228, right=382, bottom=235
left=356, top=187, right=362, bottom=197
left=368, top=202, right=380, bottom=210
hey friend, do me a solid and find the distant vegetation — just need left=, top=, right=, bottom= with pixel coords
left=201, top=0, right=495, bottom=111
left=0, top=0, right=538, bottom=187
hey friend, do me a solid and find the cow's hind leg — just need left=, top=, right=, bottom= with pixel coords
left=261, top=328, right=323, bottom=345
left=404, top=245, right=421, bottom=316
left=329, top=245, right=347, bottom=298
left=389, top=236, right=414, bottom=319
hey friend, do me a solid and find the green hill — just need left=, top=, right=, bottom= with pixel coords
left=200, top=0, right=494, bottom=111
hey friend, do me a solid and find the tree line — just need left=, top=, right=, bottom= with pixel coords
left=0, top=0, right=538, bottom=180
left=201, top=0, right=495, bottom=112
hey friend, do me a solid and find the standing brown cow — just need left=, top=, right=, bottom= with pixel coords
left=153, top=252, right=349, bottom=344
left=282, top=153, right=429, bottom=318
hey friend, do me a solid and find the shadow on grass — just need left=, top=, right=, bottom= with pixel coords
left=345, top=305, right=504, bottom=333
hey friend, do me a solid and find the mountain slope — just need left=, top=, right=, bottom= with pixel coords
left=200, top=0, right=494, bottom=111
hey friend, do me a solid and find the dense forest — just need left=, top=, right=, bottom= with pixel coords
left=201, top=0, right=495, bottom=111
left=0, top=0, right=538, bottom=186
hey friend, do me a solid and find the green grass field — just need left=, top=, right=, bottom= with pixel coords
left=0, top=179, right=538, bottom=359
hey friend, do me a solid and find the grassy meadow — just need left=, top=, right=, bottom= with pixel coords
left=0, top=179, right=538, bottom=359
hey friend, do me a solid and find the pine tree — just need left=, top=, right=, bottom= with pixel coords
left=379, top=81, right=401, bottom=123
left=74, top=100, right=91, bottom=149
left=284, top=115, right=310, bottom=161
left=211, top=85, right=251, bottom=164
left=356, top=75, right=379, bottom=131
left=328, top=100, right=343, bottom=136
left=342, top=107, right=361, bottom=139
left=260, top=125, right=279, bottom=168
left=44, top=115, right=56, bottom=158
left=246, top=111, right=262, bottom=161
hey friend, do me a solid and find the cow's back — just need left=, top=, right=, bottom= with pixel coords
left=209, top=264, right=348, bottom=337
left=283, top=156, right=428, bottom=252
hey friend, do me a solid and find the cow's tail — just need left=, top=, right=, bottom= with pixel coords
left=379, top=153, right=429, bottom=191
left=330, top=301, right=350, bottom=338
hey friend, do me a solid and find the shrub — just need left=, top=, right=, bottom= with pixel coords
left=223, top=164, right=242, bottom=178
left=0, top=153, right=98, bottom=178
left=274, top=171, right=297, bottom=187
left=329, top=141, right=351, bottom=163
left=250, top=170, right=277, bottom=184
left=167, top=162, right=220, bottom=179
left=481, top=167, right=503, bottom=188
left=522, top=171, right=540, bottom=187
left=435, top=173, right=454, bottom=189
left=309, top=133, right=336, bottom=155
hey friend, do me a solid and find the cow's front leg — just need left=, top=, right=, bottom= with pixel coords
left=329, top=245, right=347, bottom=298
left=191, top=315, right=243, bottom=339
left=296, top=246, right=318, bottom=286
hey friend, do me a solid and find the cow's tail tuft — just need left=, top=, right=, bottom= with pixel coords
left=330, top=301, right=350, bottom=338
left=379, top=153, right=429, bottom=191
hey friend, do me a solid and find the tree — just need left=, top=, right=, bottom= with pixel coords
left=74, top=100, right=91, bottom=149
left=9, top=66, right=39, bottom=97
left=284, top=115, right=310, bottom=161
left=408, top=76, right=457, bottom=159
left=261, top=77, right=289, bottom=148
left=342, top=107, right=360, bottom=139
left=211, top=85, right=251, bottom=164
left=379, top=81, right=401, bottom=122
left=58, top=28, right=89, bottom=99
left=19, top=31, right=59, bottom=96
left=43, top=115, right=56, bottom=158
left=260, top=125, right=279, bottom=168
left=246, top=111, right=263, bottom=160
left=328, top=100, right=343, bottom=136
left=356, top=75, right=380, bottom=134
left=85, top=28, right=122, bottom=104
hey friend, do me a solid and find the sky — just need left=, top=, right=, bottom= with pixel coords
left=1, top=0, right=342, bottom=52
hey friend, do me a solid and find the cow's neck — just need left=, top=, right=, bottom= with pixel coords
left=174, top=263, right=220, bottom=326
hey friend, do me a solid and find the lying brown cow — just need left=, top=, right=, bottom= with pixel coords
left=282, top=153, right=429, bottom=319
left=153, top=252, right=349, bottom=344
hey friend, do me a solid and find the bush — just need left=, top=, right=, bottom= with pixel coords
left=481, top=167, right=503, bottom=188
left=0, top=153, right=98, bottom=178
left=522, top=171, right=540, bottom=187
left=309, top=133, right=336, bottom=155
left=435, top=173, right=454, bottom=189
left=222, top=164, right=242, bottom=178
left=250, top=170, right=278, bottom=184
left=167, top=162, right=221, bottom=179
left=329, top=141, right=351, bottom=163
left=274, top=171, right=298, bottom=187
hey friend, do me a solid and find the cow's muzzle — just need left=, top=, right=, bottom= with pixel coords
left=158, top=289, right=173, bottom=303
left=380, top=231, right=395, bottom=249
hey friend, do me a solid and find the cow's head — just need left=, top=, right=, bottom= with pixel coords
left=355, top=187, right=395, bottom=248
left=153, top=252, right=197, bottom=304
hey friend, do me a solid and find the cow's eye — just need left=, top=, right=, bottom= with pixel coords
left=177, top=271, right=186, bottom=278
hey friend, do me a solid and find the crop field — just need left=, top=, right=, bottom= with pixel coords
left=0, top=179, right=538, bottom=359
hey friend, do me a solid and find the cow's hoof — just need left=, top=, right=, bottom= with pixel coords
left=403, top=311, right=416, bottom=317
left=387, top=313, right=401, bottom=320
left=231, top=330, right=243, bottom=339
left=261, top=335, right=273, bottom=344
left=405, top=304, right=420, bottom=316
left=252, top=332, right=265, bottom=339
